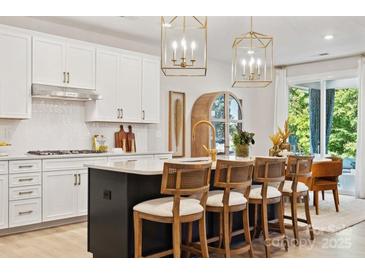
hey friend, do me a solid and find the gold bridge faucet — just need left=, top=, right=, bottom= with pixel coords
left=192, top=120, right=217, bottom=161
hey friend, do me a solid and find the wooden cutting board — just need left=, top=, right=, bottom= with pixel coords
left=114, top=125, right=127, bottom=151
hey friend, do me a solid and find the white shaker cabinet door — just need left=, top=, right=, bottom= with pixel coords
left=0, top=30, right=31, bottom=119
left=66, top=43, right=96, bottom=89
left=76, top=170, right=88, bottom=216
left=93, top=49, right=120, bottom=120
left=0, top=175, right=8, bottom=229
left=141, top=57, right=160, bottom=123
left=119, top=54, right=142, bottom=122
left=43, top=170, right=78, bottom=221
left=32, top=37, right=66, bottom=87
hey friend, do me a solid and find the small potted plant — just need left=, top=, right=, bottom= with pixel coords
left=269, top=132, right=282, bottom=156
left=278, top=119, right=291, bottom=151
left=233, top=129, right=255, bottom=157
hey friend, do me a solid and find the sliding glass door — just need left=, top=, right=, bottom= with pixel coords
left=288, top=77, right=359, bottom=195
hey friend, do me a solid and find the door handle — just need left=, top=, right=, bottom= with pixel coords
left=142, top=110, right=145, bottom=120
left=63, top=72, right=66, bottom=83
left=67, top=72, right=70, bottom=84
left=74, top=174, right=77, bottom=186
left=120, top=108, right=123, bottom=119
left=78, top=174, right=81, bottom=185
left=117, top=108, right=120, bottom=119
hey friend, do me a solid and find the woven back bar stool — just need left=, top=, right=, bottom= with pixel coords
left=133, top=161, right=212, bottom=258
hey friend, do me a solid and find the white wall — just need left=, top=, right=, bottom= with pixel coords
left=0, top=17, right=272, bottom=156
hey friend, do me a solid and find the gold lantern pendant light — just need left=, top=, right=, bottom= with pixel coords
left=161, top=16, right=207, bottom=76
left=232, top=16, right=273, bottom=88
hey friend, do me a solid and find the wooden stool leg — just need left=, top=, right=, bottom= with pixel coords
left=277, top=197, right=288, bottom=251
left=229, top=212, right=233, bottom=244
left=261, top=202, right=271, bottom=258
left=333, top=188, right=340, bottom=212
left=290, top=195, right=299, bottom=246
left=172, top=220, right=181, bottom=258
left=322, top=190, right=325, bottom=200
left=218, top=212, right=223, bottom=248
left=304, top=193, right=314, bottom=240
left=185, top=222, right=193, bottom=258
left=253, top=204, right=259, bottom=238
left=314, top=190, right=319, bottom=215
left=243, top=207, right=254, bottom=257
left=198, top=214, right=209, bottom=258
left=133, top=211, right=143, bottom=258
left=223, top=208, right=231, bottom=258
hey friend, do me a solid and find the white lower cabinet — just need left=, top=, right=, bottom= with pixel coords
left=42, top=169, right=85, bottom=221
left=0, top=175, right=8, bottom=229
left=9, top=198, right=41, bottom=228
left=77, top=170, right=88, bottom=216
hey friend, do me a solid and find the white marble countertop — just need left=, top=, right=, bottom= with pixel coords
left=0, top=151, right=172, bottom=161
left=85, top=156, right=256, bottom=175
left=85, top=155, right=332, bottom=175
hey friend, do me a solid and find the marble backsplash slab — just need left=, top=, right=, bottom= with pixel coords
left=0, top=99, right=152, bottom=155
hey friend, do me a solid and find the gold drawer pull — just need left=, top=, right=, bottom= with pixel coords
left=18, top=165, right=33, bottom=169
left=18, top=178, right=34, bottom=182
left=18, top=210, right=33, bottom=215
left=18, top=191, right=33, bottom=195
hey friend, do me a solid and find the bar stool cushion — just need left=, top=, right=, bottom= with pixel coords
left=282, top=180, right=308, bottom=193
left=133, top=197, right=203, bottom=217
left=249, top=185, right=282, bottom=199
left=206, top=190, right=247, bottom=207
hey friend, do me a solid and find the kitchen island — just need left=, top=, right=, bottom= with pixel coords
left=86, top=157, right=274, bottom=258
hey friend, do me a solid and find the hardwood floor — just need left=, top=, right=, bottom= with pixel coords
left=0, top=221, right=364, bottom=258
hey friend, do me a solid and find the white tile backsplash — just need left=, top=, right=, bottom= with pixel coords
left=0, top=98, right=151, bottom=154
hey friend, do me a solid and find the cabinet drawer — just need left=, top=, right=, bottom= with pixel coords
left=9, top=160, right=41, bottom=174
left=154, top=154, right=172, bottom=160
left=107, top=155, right=153, bottom=163
left=43, top=157, right=107, bottom=171
left=9, top=185, right=41, bottom=201
left=0, top=161, right=8, bottom=175
left=9, top=173, right=41, bottom=187
left=9, top=198, right=41, bottom=227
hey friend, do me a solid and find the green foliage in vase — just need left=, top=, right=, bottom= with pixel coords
left=233, top=129, right=255, bottom=146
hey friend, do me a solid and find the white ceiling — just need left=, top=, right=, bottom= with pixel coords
left=36, top=16, right=365, bottom=66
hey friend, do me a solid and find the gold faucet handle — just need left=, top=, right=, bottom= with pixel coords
left=202, top=145, right=210, bottom=154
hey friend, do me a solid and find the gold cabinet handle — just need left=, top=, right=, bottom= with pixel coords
left=18, top=210, right=33, bottom=215
left=18, top=178, right=34, bottom=182
left=18, top=191, right=33, bottom=195
left=18, top=165, right=33, bottom=169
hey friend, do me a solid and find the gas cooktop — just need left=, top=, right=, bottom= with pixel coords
left=27, top=150, right=103, bottom=156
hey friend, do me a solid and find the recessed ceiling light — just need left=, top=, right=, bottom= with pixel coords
left=324, top=34, right=334, bottom=40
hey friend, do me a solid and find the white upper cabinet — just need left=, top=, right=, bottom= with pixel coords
left=86, top=49, right=119, bottom=121
left=141, top=57, right=160, bottom=123
left=119, top=54, right=142, bottom=122
left=0, top=28, right=31, bottom=119
left=66, top=43, right=96, bottom=89
left=33, top=36, right=96, bottom=89
left=86, top=50, right=160, bottom=124
left=32, top=37, right=65, bottom=87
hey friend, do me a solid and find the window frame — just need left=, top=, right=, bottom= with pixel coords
left=210, top=92, right=243, bottom=155
left=287, top=69, right=358, bottom=158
